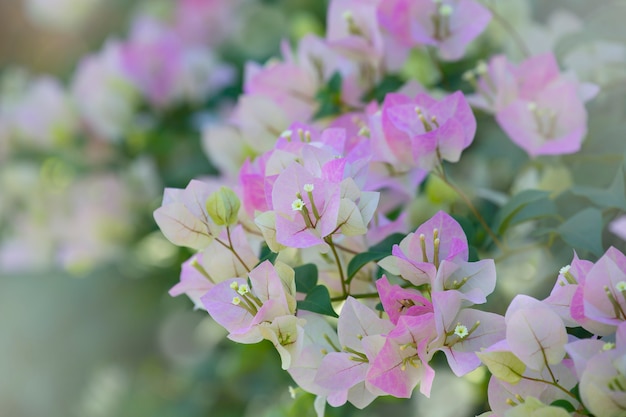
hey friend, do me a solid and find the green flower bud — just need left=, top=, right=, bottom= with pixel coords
left=206, top=186, right=241, bottom=226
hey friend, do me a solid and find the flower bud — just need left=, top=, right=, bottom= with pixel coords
left=205, top=186, right=241, bottom=226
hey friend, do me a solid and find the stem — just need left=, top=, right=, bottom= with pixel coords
left=331, top=292, right=380, bottom=302
left=520, top=375, right=578, bottom=402
left=334, top=243, right=359, bottom=255
left=215, top=227, right=252, bottom=273
left=325, top=236, right=348, bottom=297
left=434, top=166, right=506, bottom=252
left=484, top=2, right=531, bottom=58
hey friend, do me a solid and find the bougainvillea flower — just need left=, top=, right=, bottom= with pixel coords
left=432, top=259, right=496, bottom=305
left=484, top=340, right=579, bottom=416
left=578, top=247, right=626, bottom=334
left=495, top=78, right=588, bottom=158
left=244, top=59, right=318, bottom=123
left=542, top=252, right=593, bottom=328
left=314, top=298, right=393, bottom=408
left=379, top=210, right=469, bottom=285
left=326, top=0, right=385, bottom=63
left=201, top=261, right=301, bottom=368
left=378, top=0, right=491, bottom=61
left=169, top=225, right=259, bottom=309
left=504, top=295, right=568, bottom=371
left=154, top=179, right=224, bottom=250
left=272, top=161, right=343, bottom=248
left=381, top=91, right=476, bottom=171
left=367, top=312, right=437, bottom=397
left=431, top=290, right=505, bottom=376
left=376, top=276, right=433, bottom=325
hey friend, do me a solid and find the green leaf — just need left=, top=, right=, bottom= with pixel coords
left=557, top=208, right=604, bottom=257
left=361, top=75, right=405, bottom=103
left=313, top=72, right=343, bottom=120
left=550, top=400, right=576, bottom=413
left=494, top=190, right=555, bottom=234
left=294, top=264, right=318, bottom=294
left=327, top=71, right=342, bottom=93
left=570, top=165, right=626, bottom=210
left=297, top=285, right=338, bottom=317
left=476, top=351, right=526, bottom=384
left=347, top=252, right=389, bottom=282
left=346, top=233, right=406, bottom=283
left=257, top=244, right=278, bottom=266
left=369, top=233, right=406, bottom=253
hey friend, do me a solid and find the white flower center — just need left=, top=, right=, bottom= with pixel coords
left=292, top=198, right=305, bottom=211
left=454, top=324, right=469, bottom=338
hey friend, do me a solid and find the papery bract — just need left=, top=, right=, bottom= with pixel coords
left=379, top=0, right=491, bottom=61
left=381, top=92, right=476, bottom=171
left=505, top=295, right=567, bottom=371
left=153, top=180, right=223, bottom=250
left=367, top=313, right=437, bottom=397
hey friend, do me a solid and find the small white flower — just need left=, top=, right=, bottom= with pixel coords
left=454, top=324, right=469, bottom=338
left=232, top=297, right=241, bottom=305
left=237, top=284, right=250, bottom=295
left=303, top=183, right=314, bottom=193
left=559, top=265, right=571, bottom=275
left=292, top=198, right=305, bottom=211
left=616, top=281, right=626, bottom=292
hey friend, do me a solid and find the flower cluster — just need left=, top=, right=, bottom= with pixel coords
left=4, top=0, right=625, bottom=415
left=150, top=0, right=626, bottom=414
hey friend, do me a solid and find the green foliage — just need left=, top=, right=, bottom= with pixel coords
left=294, top=263, right=318, bottom=294
left=570, top=165, right=626, bottom=210
left=493, top=190, right=558, bottom=235
left=297, top=285, right=338, bottom=318
left=313, top=72, right=343, bottom=119
left=257, top=244, right=279, bottom=266
left=550, top=399, right=576, bottom=413
left=557, top=208, right=604, bottom=257
left=346, top=233, right=406, bottom=283
left=292, top=263, right=337, bottom=317
left=361, top=74, right=405, bottom=103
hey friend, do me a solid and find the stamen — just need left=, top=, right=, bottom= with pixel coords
left=192, top=259, right=215, bottom=283
left=605, top=285, right=624, bottom=319
left=304, top=185, right=321, bottom=221
left=324, top=334, right=341, bottom=352
left=358, top=126, right=371, bottom=137
left=419, top=233, right=429, bottom=262
left=560, top=265, right=577, bottom=285
left=342, top=10, right=362, bottom=36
